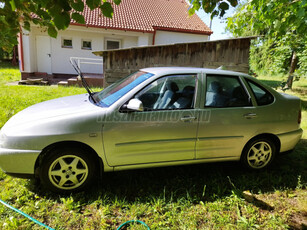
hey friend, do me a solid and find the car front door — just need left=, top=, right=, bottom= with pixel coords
left=196, top=74, right=258, bottom=160
left=103, top=74, right=201, bottom=166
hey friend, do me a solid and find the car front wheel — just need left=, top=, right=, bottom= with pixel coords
left=241, top=138, right=276, bottom=170
left=39, top=147, right=96, bottom=193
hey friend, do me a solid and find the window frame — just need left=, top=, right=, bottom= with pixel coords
left=123, top=74, right=199, bottom=112
left=61, top=38, right=73, bottom=48
left=95, top=71, right=154, bottom=108
left=203, top=74, right=252, bottom=108
left=245, top=79, right=275, bottom=106
left=105, top=39, right=121, bottom=50
left=81, top=39, right=92, bottom=50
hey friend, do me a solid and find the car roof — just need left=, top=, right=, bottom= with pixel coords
left=140, top=67, right=250, bottom=77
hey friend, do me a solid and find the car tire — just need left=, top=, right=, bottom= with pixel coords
left=39, top=147, right=97, bottom=193
left=241, top=138, right=276, bottom=170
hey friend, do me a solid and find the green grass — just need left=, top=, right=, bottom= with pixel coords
left=0, top=62, right=21, bottom=84
left=0, top=62, right=88, bottom=129
left=0, top=63, right=306, bottom=229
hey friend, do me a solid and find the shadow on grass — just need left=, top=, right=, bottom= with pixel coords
left=301, top=100, right=307, bottom=111
left=259, top=79, right=283, bottom=88
left=292, top=88, right=307, bottom=110
left=292, top=87, right=307, bottom=96
left=29, top=139, right=307, bottom=205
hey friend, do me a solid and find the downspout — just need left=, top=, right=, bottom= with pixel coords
left=18, top=27, right=24, bottom=72
left=152, top=28, right=156, bottom=45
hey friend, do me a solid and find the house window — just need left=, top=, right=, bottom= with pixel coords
left=105, top=39, right=121, bottom=50
left=62, top=38, right=72, bottom=48
left=82, top=40, right=92, bottom=50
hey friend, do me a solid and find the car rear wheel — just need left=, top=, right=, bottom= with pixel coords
left=241, top=138, right=276, bottom=170
left=39, top=147, right=96, bottom=193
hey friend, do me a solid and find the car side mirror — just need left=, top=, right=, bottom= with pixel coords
left=124, top=98, right=144, bottom=112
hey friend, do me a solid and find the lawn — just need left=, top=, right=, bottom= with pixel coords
left=0, top=62, right=306, bottom=229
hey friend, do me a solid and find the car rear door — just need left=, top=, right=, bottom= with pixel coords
left=196, top=74, right=258, bottom=160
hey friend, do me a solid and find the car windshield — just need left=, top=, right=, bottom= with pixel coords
left=94, top=71, right=154, bottom=107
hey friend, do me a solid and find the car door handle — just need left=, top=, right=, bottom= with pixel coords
left=180, top=116, right=196, bottom=122
left=244, top=113, right=257, bottom=119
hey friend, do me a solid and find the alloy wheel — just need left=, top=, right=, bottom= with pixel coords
left=246, top=141, right=272, bottom=169
left=48, top=155, right=89, bottom=190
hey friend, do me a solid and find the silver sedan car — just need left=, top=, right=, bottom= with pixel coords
left=0, top=67, right=303, bottom=192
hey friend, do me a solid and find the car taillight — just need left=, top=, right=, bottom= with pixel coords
left=298, top=109, right=301, bottom=124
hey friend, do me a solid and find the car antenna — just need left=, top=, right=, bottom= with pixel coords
left=70, top=57, right=96, bottom=103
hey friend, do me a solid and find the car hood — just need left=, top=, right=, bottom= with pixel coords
left=2, top=94, right=101, bottom=129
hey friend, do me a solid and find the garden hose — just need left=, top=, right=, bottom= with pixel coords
left=0, top=198, right=54, bottom=230
left=117, top=219, right=150, bottom=230
left=1, top=198, right=150, bottom=230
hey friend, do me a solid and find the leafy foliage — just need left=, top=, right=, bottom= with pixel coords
left=226, top=0, right=307, bottom=77
left=188, top=0, right=238, bottom=18
left=296, top=40, right=307, bottom=77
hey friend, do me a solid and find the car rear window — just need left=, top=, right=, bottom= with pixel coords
left=205, top=75, right=251, bottom=108
left=247, top=80, right=274, bottom=106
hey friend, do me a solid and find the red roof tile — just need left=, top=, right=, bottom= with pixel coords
left=73, top=0, right=212, bottom=35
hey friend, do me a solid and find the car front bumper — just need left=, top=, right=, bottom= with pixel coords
left=0, top=148, right=40, bottom=175
left=277, top=128, right=303, bottom=153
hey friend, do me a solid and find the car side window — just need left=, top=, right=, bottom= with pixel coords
left=205, top=75, right=251, bottom=108
left=247, top=80, right=274, bottom=106
left=135, top=75, right=196, bottom=110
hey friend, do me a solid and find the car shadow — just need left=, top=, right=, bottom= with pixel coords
left=29, top=139, right=307, bottom=204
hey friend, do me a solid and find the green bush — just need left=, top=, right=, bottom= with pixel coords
left=250, top=39, right=307, bottom=77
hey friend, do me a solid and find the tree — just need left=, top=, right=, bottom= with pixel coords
left=226, top=0, right=307, bottom=87
left=188, top=0, right=238, bottom=18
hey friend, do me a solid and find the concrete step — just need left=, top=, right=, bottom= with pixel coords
left=66, top=76, right=103, bottom=87
left=68, top=78, right=82, bottom=87
left=56, top=73, right=103, bottom=87
left=58, top=81, right=68, bottom=86
left=18, top=78, right=50, bottom=85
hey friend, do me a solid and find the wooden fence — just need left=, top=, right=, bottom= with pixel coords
left=94, top=37, right=254, bottom=87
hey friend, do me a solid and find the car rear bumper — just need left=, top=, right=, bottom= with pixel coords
left=277, top=128, right=303, bottom=153
left=0, top=148, right=40, bottom=175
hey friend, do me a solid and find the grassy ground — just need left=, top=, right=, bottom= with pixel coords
left=0, top=62, right=306, bottom=229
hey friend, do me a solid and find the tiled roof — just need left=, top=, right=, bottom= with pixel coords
left=73, top=0, right=212, bottom=35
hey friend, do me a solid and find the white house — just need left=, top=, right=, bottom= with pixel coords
left=18, top=0, right=212, bottom=80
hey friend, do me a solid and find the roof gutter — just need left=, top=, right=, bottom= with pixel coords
left=70, top=23, right=212, bottom=36
left=152, top=26, right=213, bottom=36
left=71, top=23, right=154, bottom=34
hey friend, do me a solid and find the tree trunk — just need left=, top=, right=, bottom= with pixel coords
left=286, top=51, right=298, bottom=89
left=11, top=45, right=18, bottom=66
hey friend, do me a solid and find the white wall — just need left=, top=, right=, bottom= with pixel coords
left=25, top=26, right=143, bottom=75
left=21, top=26, right=209, bottom=75
left=123, top=36, right=138, bottom=48
left=155, top=30, right=208, bottom=45
left=20, top=29, right=36, bottom=73
left=51, top=29, right=104, bottom=74
left=138, top=34, right=151, bottom=46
